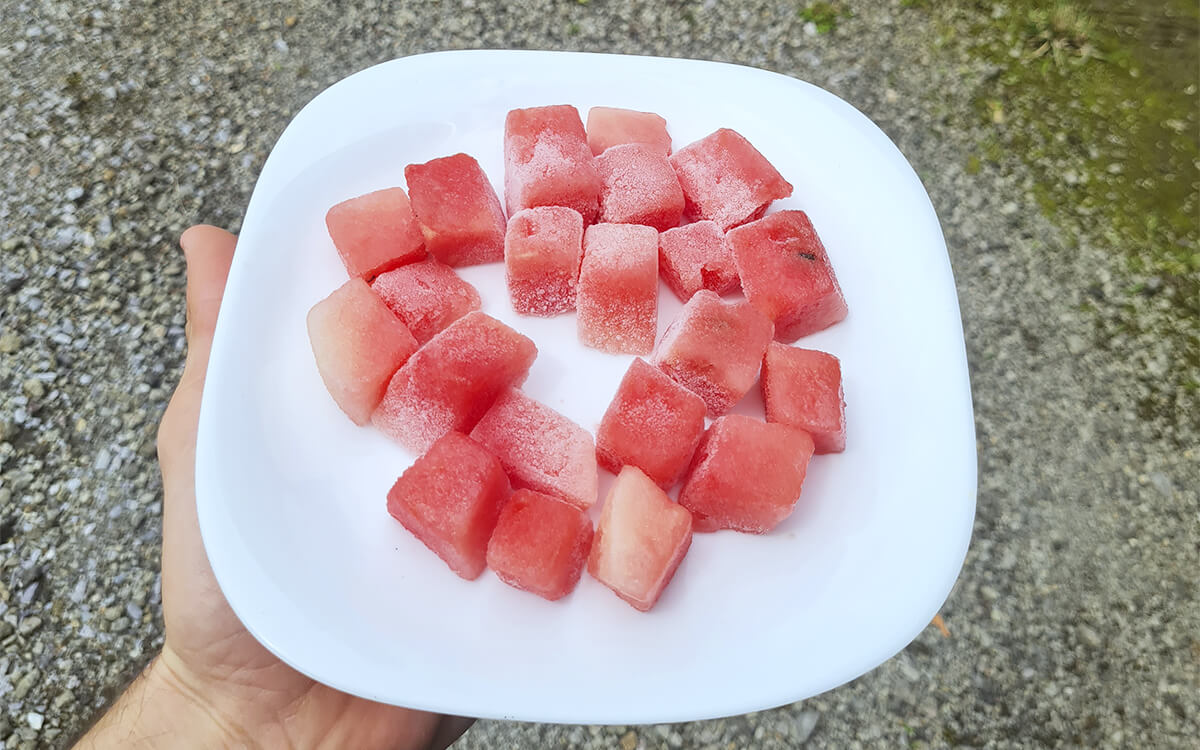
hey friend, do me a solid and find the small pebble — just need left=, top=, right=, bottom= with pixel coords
left=619, top=730, right=638, bottom=750
left=24, top=714, right=42, bottom=732
left=17, top=616, right=42, bottom=636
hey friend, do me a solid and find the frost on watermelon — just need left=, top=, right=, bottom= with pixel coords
left=325, top=187, right=426, bottom=279
left=576, top=222, right=659, bottom=354
left=678, top=415, right=814, bottom=534
left=404, top=153, right=507, bottom=267
left=306, top=278, right=418, bottom=426
left=588, top=465, right=693, bottom=612
left=504, top=105, right=601, bottom=223
left=504, top=206, right=584, bottom=316
left=652, top=290, right=774, bottom=416
left=386, top=431, right=511, bottom=580
left=586, top=106, right=672, bottom=156
left=486, top=488, right=594, bottom=601
left=372, top=312, right=537, bottom=452
left=370, top=257, right=481, bottom=345
left=595, top=144, right=685, bottom=231
left=669, top=129, right=793, bottom=230
left=727, top=210, right=847, bottom=342
left=470, top=388, right=598, bottom=510
left=596, top=358, right=707, bottom=489
left=761, top=342, right=846, bottom=454
left=658, top=220, right=739, bottom=302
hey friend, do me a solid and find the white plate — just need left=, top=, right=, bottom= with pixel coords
left=195, top=50, right=976, bottom=725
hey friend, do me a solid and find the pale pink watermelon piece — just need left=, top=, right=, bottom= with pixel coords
left=306, top=278, right=418, bottom=426
left=486, top=488, right=594, bottom=601
left=325, top=187, right=426, bottom=279
left=588, top=465, right=693, bottom=612
left=372, top=312, right=537, bottom=452
left=595, top=144, right=685, bottom=231
left=470, top=388, right=598, bottom=510
left=586, top=106, right=672, bottom=156
left=727, top=210, right=847, bottom=342
left=504, top=206, right=584, bottom=316
left=577, top=223, right=659, bottom=354
left=678, top=415, right=814, bottom=534
left=658, top=220, right=739, bottom=301
left=504, top=105, right=601, bottom=223
left=596, top=358, right=707, bottom=489
left=370, top=257, right=481, bottom=345
left=404, top=153, right=506, bottom=267
left=669, top=129, right=793, bottom=230
left=386, top=432, right=511, bottom=580
left=762, top=343, right=846, bottom=453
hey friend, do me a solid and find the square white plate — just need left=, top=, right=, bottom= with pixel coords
left=196, top=50, right=976, bottom=725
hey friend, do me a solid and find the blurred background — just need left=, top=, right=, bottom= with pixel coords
left=0, top=1, right=1196, bottom=748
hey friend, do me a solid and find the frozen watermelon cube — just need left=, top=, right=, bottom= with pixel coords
left=595, top=144, right=685, bottom=232
left=727, top=210, right=848, bottom=342
left=504, top=206, right=584, bottom=316
left=306, top=278, right=418, bottom=426
left=370, top=257, right=481, bottom=345
left=669, top=129, right=793, bottom=230
left=404, top=153, right=507, bottom=267
left=658, top=220, right=739, bottom=301
left=678, top=415, right=814, bottom=534
left=577, top=223, right=659, bottom=354
left=586, top=106, right=672, bottom=156
left=470, top=388, right=598, bottom=510
left=386, top=431, right=511, bottom=580
left=596, top=358, right=707, bottom=489
left=504, top=105, right=601, bottom=223
left=325, top=187, right=426, bottom=279
left=486, top=489, right=594, bottom=601
left=652, top=290, right=774, bottom=415
left=761, top=343, right=846, bottom=453
left=372, top=312, right=537, bottom=452
left=588, top=465, right=693, bottom=612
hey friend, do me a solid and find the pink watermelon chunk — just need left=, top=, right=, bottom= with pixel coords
left=372, top=312, right=537, bottom=452
left=669, top=129, right=793, bottom=230
left=678, top=415, right=814, bottom=534
left=761, top=343, right=846, bottom=453
left=596, top=358, right=708, bottom=489
left=504, top=105, right=601, bottom=223
left=586, top=106, right=672, bottom=156
left=595, top=144, right=685, bottom=231
left=306, top=278, right=418, bottom=425
left=470, top=388, right=598, bottom=510
left=404, top=153, right=507, bottom=267
left=486, top=488, right=594, bottom=601
left=325, top=187, right=426, bottom=279
left=386, top=431, right=511, bottom=580
left=652, top=290, right=774, bottom=415
left=588, top=465, right=693, bottom=612
left=504, top=206, right=585, bottom=316
left=577, top=223, right=659, bottom=354
left=370, top=257, right=482, bottom=345
left=658, top=220, right=739, bottom=302
left=727, top=210, right=848, bottom=342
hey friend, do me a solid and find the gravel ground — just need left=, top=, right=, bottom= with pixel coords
left=1, top=1, right=1196, bottom=748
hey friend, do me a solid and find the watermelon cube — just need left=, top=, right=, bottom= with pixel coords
left=678, top=415, right=814, bottom=533
left=386, top=431, right=511, bottom=580
left=504, top=105, right=601, bottom=223
left=761, top=343, right=846, bottom=453
left=404, top=153, right=507, bottom=267
left=652, top=290, right=774, bottom=415
left=588, top=465, right=693, bottom=612
left=658, top=220, right=739, bottom=302
left=577, top=223, right=659, bottom=354
left=669, top=129, right=793, bottom=230
left=470, top=388, right=598, bottom=510
left=325, top=187, right=426, bottom=279
left=372, top=312, right=537, bottom=452
left=370, top=257, right=482, bottom=345
left=306, top=278, right=418, bottom=425
left=586, top=106, right=672, bottom=156
left=596, top=358, right=707, bottom=489
left=595, top=144, right=685, bottom=231
left=727, top=210, right=848, bottom=342
left=504, top=206, right=585, bottom=316
left=486, top=489, right=594, bottom=601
